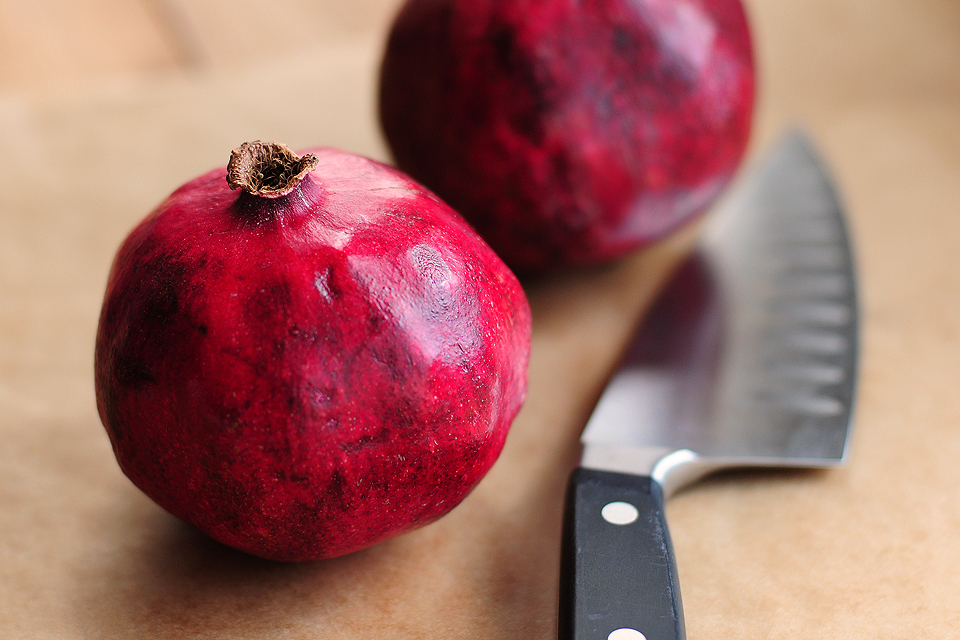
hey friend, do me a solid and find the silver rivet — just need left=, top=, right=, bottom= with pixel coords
left=601, top=501, right=639, bottom=526
left=608, top=628, right=646, bottom=640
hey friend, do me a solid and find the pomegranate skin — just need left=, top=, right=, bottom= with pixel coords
left=379, top=0, right=755, bottom=272
left=94, top=147, right=531, bottom=562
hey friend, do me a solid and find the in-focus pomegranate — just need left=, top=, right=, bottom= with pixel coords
left=95, top=142, right=531, bottom=562
left=379, top=0, right=755, bottom=272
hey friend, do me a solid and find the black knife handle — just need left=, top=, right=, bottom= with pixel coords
left=559, top=468, right=685, bottom=640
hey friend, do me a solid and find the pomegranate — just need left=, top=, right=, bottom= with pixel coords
left=379, top=0, right=755, bottom=272
left=94, top=142, right=531, bottom=561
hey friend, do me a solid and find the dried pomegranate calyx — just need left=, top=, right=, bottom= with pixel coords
left=226, top=141, right=319, bottom=198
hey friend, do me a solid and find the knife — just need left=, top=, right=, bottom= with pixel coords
left=558, top=130, right=859, bottom=640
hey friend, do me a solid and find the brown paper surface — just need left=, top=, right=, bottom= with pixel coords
left=2, top=1, right=959, bottom=637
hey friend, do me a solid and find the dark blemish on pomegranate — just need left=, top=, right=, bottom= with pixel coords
left=244, top=280, right=293, bottom=327
left=612, top=25, right=632, bottom=52
left=139, top=262, right=185, bottom=324
left=509, top=68, right=550, bottom=143
left=490, top=24, right=515, bottom=69
left=366, top=309, right=388, bottom=335
left=274, top=466, right=310, bottom=485
left=488, top=23, right=551, bottom=144
left=387, top=396, right=418, bottom=431
left=370, top=341, right=418, bottom=384
left=339, top=427, right=395, bottom=455
left=611, top=24, right=653, bottom=66
left=113, top=349, right=157, bottom=388
left=323, top=468, right=348, bottom=508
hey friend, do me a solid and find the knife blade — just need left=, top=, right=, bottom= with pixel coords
left=558, top=130, right=859, bottom=640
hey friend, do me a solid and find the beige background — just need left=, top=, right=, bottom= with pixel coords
left=1, top=0, right=958, bottom=637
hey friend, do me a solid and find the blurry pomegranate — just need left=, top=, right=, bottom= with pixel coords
left=379, top=0, right=755, bottom=271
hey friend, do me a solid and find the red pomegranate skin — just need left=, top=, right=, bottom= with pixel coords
left=94, top=147, right=531, bottom=562
left=379, top=0, right=755, bottom=272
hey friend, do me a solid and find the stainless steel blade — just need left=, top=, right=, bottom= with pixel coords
left=580, top=130, right=859, bottom=496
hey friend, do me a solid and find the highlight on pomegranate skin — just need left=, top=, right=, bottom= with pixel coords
left=95, top=142, right=532, bottom=562
left=379, top=0, right=755, bottom=272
